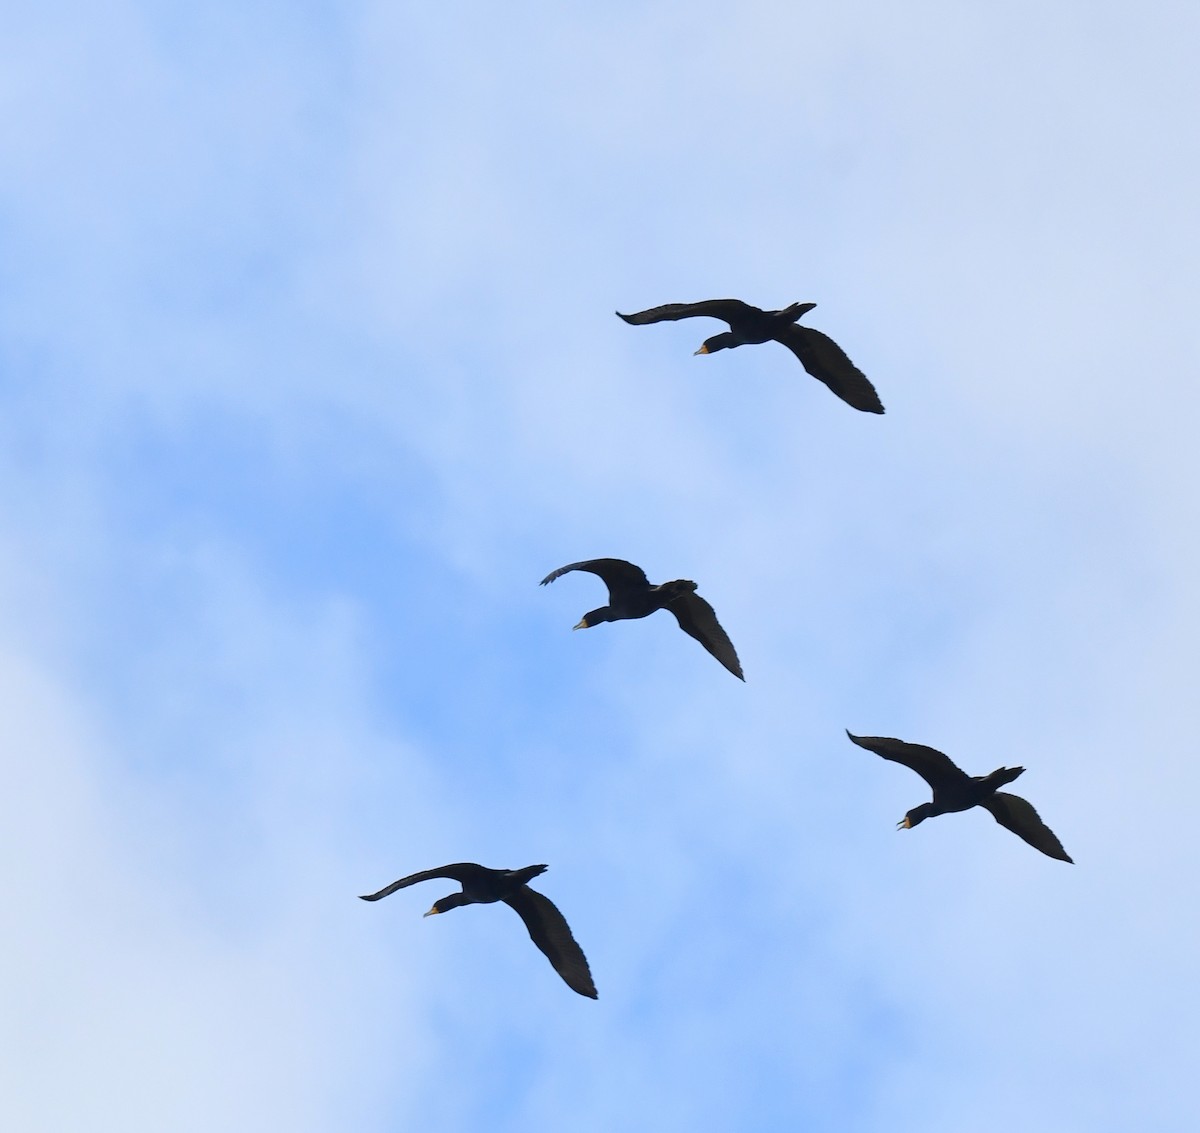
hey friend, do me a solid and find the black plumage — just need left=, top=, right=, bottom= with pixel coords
left=845, top=732, right=1073, bottom=862
left=540, top=557, right=744, bottom=680
left=359, top=863, right=597, bottom=998
left=617, top=299, right=884, bottom=414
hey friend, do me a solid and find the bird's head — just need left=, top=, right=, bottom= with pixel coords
left=897, top=803, right=933, bottom=830
left=574, top=606, right=613, bottom=630
left=695, top=332, right=737, bottom=355
left=424, top=892, right=471, bottom=917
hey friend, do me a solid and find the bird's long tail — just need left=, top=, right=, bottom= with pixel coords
left=990, top=766, right=1025, bottom=789
left=781, top=301, right=817, bottom=323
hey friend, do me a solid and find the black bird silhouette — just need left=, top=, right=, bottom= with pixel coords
left=360, top=863, right=597, bottom=998
left=616, top=299, right=884, bottom=414
left=845, top=732, right=1072, bottom=862
left=540, top=557, right=744, bottom=680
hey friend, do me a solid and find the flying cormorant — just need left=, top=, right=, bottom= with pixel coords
left=845, top=732, right=1072, bottom=862
left=540, top=557, right=744, bottom=680
left=617, top=299, right=884, bottom=414
left=360, top=863, right=598, bottom=998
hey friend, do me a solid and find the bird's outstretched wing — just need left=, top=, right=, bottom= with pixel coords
left=359, top=863, right=487, bottom=902
left=981, top=792, right=1074, bottom=863
left=776, top=325, right=885, bottom=414
left=504, top=887, right=598, bottom=999
left=668, top=592, right=744, bottom=680
left=616, top=300, right=759, bottom=327
left=539, top=558, right=650, bottom=601
left=845, top=732, right=969, bottom=792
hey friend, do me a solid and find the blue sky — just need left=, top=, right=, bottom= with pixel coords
left=3, top=2, right=1199, bottom=1130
